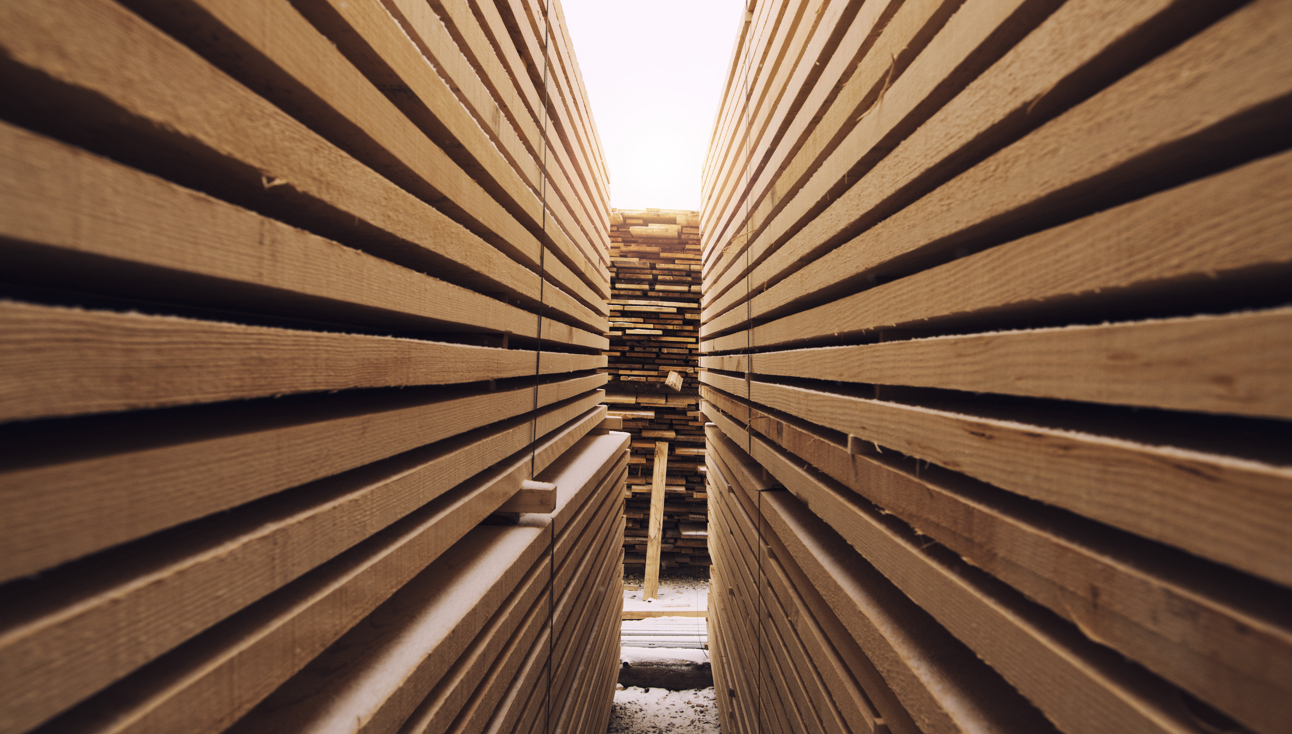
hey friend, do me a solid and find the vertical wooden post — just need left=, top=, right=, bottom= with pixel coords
left=643, top=440, right=670, bottom=599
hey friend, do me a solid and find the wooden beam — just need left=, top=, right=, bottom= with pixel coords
left=704, top=145, right=1292, bottom=347
left=0, top=395, right=599, bottom=731
left=749, top=406, right=1292, bottom=734
left=0, top=299, right=605, bottom=424
left=0, top=379, right=603, bottom=582
left=643, top=441, right=671, bottom=599
left=750, top=307, right=1292, bottom=420
left=749, top=378, right=1292, bottom=587
left=620, top=610, right=707, bottom=619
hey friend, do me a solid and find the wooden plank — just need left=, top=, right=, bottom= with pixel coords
left=530, top=404, right=611, bottom=474
left=759, top=437, right=1213, bottom=734
left=704, top=0, right=1036, bottom=314
left=533, top=430, right=631, bottom=538
left=709, top=0, right=1292, bottom=326
left=760, top=489, right=1060, bottom=733
left=705, top=0, right=1222, bottom=321
left=551, top=526, right=623, bottom=711
left=620, top=610, right=707, bottom=619
left=38, top=451, right=539, bottom=734
left=296, top=0, right=610, bottom=306
left=0, top=0, right=594, bottom=329
left=762, top=508, right=916, bottom=734
left=409, top=571, right=550, bottom=734
left=118, top=0, right=545, bottom=273
left=761, top=544, right=888, bottom=734
left=748, top=404, right=1292, bottom=734
left=752, top=308, right=1292, bottom=420
left=642, top=441, right=670, bottom=599
left=706, top=144, right=1292, bottom=345
left=0, top=121, right=577, bottom=343
left=496, top=480, right=559, bottom=514
left=554, top=584, right=621, bottom=732
left=749, top=378, right=1292, bottom=587
left=0, top=395, right=597, bottom=733
left=701, top=0, right=830, bottom=265
left=0, top=375, right=602, bottom=582
left=702, top=0, right=903, bottom=276
left=483, top=632, right=550, bottom=734
left=0, top=299, right=604, bottom=423
left=223, top=527, right=547, bottom=734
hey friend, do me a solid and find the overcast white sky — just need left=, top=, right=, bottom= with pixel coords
left=560, top=0, right=745, bottom=211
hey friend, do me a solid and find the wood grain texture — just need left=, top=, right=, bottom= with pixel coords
left=708, top=0, right=1292, bottom=327
left=756, top=433, right=1210, bottom=734
left=752, top=308, right=1292, bottom=419
left=38, top=452, right=536, bottom=734
left=0, top=300, right=604, bottom=424
left=0, top=121, right=565, bottom=342
left=0, top=396, right=599, bottom=733
left=745, top=403, right=1292, bottom=734
left=705, top=145, right=1292, bottom=345
left=750, top=379, right=1292, bottom=587
left=223, top=526, right=548, bottom=734
left=0, top=0, right=600, bottom=329
left=0, top=377, right=603, bottom=582
left=643, top=441, right=670, bottom=599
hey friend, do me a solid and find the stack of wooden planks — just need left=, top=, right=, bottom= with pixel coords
left=701, top=1, right=1292, bottom=733
left=0, top=1, right=625, bottom=733
left=603, top=209, right=710, bottom=571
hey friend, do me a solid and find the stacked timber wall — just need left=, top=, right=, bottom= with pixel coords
left=700, top=2, right=1292, bottom=734
left=604, top=210, right=710, bottom=571
left=0, top=1, right=625, bottom=734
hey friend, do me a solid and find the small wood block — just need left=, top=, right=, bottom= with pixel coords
left=665, top=371, right=684, bottom=391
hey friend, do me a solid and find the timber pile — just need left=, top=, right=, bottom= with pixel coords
left=701, top=2, right=1292, bottom=734
left=603, top=209, right=709, bottom=571
left=0, top=1, right=624, bottom=734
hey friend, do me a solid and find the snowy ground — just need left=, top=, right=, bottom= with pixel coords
left=621, top=569, right=709, bottom=612
left=609, top=571, right=719, bottom=731
left=606, top=686, right=720, bottom=733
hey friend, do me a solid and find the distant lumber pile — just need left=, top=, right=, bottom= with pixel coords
left=701, top=2, right=1292, bottom=734
left=0, top=1, right=624, bottom=733
left=603, top=209, right=709, bottom=572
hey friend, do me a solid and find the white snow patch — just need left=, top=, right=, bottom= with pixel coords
left=606, top=686, right=720, bottom=733
left=623, top=571, right=709, bottom=612
left=620, top=646, right=711, bottom=667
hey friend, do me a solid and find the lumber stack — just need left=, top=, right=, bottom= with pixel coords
left=701, top=1, right=1292, bottom=733
left=0, top=1, right=624, bottom=733
left=603, top=209, right=709, bottom=571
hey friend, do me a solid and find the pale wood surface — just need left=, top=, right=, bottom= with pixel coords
left=757, top=435, right=1211, bottom=734
left=708, top=0, right=1292, bottom=327
left=751, top=308, right=1292, bottom=420
left=748, top=379, right=1292, bottom=587
left=0, top=381, right=602, bottom=582
left=703, top=146, right=1292, bottom=346
left=0, top=0, right=605, bottom=332
left=0, top=121, right=569, bottom=342
left=761, top=488, right=1059, bottom=734
left=746, top=405, right=1292, bottom=734
left=223, top=526, right=547, bottom=734
left=40, top=453, right=536, bottom=734
left=642, top=441, right=670, bottom=599
left=0, top=395, right=597, bottom=731
left=0, top=300, right=605, bottom=424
